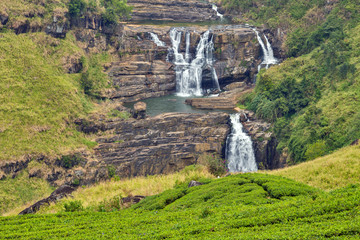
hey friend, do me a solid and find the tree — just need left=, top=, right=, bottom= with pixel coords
left=68, top=0, right=87, bottom=18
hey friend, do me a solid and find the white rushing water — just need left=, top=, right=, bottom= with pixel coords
left=226, top=113, right=258, bottom=173
left=169, top=28, right=220, bottom=96
left=149, top=32, right=166, bottom=47
left=212, top=4, right=224, bottom=20
left=253, top=29, right=278, bottom=71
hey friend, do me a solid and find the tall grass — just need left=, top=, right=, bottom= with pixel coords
left=268, top=145, right=360, bottom=190
left=37, top=165, right=214, bottom=214
left=0, top=171, right=54, bottom=216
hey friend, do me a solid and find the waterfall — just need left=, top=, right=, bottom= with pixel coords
left=226, top=113, right=258, bottom=173
left=168, top=28, right=220, bottom=96
left=212, top=4, right=223, bottom=20
left=149, top=32, right=166, bottom=47
left=253, top=29, right=278, bottom=71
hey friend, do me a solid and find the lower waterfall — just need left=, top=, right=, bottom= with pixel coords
left=226, top=113, right=258, bottom=173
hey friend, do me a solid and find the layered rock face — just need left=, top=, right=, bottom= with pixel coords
left=94, top=112, right=230, bottom=177
left=104, top=25, right=175, bottom=102
left=212, top=27, right=261, bottom=85
left=185, top=82, right=253, bottom=110
left=104, top=25, right=261, bottom=102
left=127, top=0, right=219, bottom=22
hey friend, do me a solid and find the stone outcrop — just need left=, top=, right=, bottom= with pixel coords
left=212, top=26, right=261, bottom=85
left=133, top=101, right=147, bottom=119
left=127, top=0, right=220, bottom=22
left=185, top=82, right=253, bottom=110
left=93, top=112, right=230, bottom=177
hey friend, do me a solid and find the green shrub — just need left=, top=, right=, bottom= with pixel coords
left=64, top=200, right=84, bottom=212
left=107, top=165, right=116, bottom=178
left=59, top=154, right=83, bottom=169
left=198, top=153, right=227, bottom=176
left=97, top=195, right=123, bottom=212
left=68, top=0, right=87, bottom=18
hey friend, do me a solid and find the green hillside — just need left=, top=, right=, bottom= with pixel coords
left=0, top=32, right=91, bottom=160
left=236, top=0, right=360, bottom=163
left=1, top=173, right=360, bottom=239
left=269, top=144, right=360, bottom=190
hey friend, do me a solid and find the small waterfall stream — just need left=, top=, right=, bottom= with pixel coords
left=149, top=32, right=166, bottom=47
left=226, top=114, right=258, bottom=173
left=253, top=29, right=278, bottom=71
left=169, top=28, right=220, bottom=96
left=212, top=4, right=224, bottom=20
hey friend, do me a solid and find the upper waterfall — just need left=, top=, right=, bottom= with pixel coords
left=226, top=113, right=258, bottom=173
left=253, top=29, right=278, bottom=71
left=168, top=28, right=220, bottom=97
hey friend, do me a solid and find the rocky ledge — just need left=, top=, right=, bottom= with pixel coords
left=93, top=112, right=230, bottom=177
left=127, top=0, right=220, bottom=22
left=185, top=82, right=253, bottom=110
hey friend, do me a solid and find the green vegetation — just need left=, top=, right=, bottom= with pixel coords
left=269, top=144, right=360, bottom=191
left=67, top=0, right=132, bottom=25
left=80, top=53, right=110, bottom=98
left=35, top=165, right=213, bottom=214
left=58, top=154, right=85, bottom=169
left=1, top=173, right=360, bottom=239
left=0, top=171, right=53, bottom=216
left=0, top=32, right=94, bottom=160
left=107, top=109, right=131, bottom=119
left=236, top=0, right=360, bottom=163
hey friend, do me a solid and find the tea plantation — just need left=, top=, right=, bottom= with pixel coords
left=1, top=173, right=359, bottom=239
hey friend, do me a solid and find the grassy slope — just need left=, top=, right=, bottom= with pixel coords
left=0, top=31, right=92, bottom=160
left=269, top=144, right=360, bottom=190
left=0, top=170, right=54, bottom=216
left=1, top=173, right=360, bottom=239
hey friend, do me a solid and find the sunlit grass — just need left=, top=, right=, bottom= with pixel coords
left=268, top=145, right=360, bottom=191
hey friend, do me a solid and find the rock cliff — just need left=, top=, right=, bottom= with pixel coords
left=127, top=0, right=220, bottom=22
left=93, top=112, right=230, bottom=177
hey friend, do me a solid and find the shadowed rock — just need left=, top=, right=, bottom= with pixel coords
left=19, top=185, right=75, bottom=215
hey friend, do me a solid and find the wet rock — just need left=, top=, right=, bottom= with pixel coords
left=133, top=102, right=147, bottom=119
left=185, top=85, right=253, bottom=110
left=242, top=116, right=283, bottom=169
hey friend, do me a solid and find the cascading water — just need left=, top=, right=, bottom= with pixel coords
left=226, top=113, right=258, bottom=173
left=149, top=32, right=166, bottom=47
left=168, top=28, right=220, bottom=96
left=253, top=29, right=278, bottom=71
left=212, top=4, right=223, bottom=20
